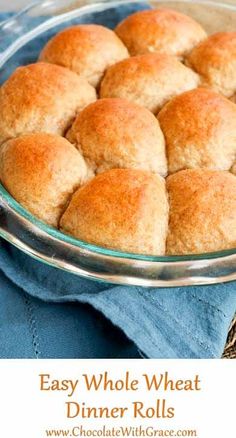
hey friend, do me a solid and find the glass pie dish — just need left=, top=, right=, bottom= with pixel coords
left=0, top=0, right=235, bottom=287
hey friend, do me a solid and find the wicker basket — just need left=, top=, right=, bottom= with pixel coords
left=223, top=315, right=236, bottom=359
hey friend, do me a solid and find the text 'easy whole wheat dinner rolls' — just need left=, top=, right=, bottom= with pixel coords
left=39, top=24, right=129, bottom=88
left=67, top=98, right=167, bottom=177
left=186, top=32, right=236, bottom=98
left=0, top=133, right=90, bottom=227
left=158, top=88, right=236, bottom=174
left=100, top=53, right=200, bottom=114
left=115, top=8, right=207, bottom=58
left=167, top=170, right=236, bottom=255
left=60, top=169, right=169, bottom=255
left=0, top=63, right=96, bottom=145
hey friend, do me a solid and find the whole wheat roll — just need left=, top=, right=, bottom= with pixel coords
left=0, top=63, right=96, bottom=145
left=67, top=98, right=167, bottom=177
left=115, top=8, right=207, bottom=58
left=100, top=53, right=200, bottom=114
left=60, top=169, right=169, bottom=255
left=186, top=32, right=236, bottom=98
left=158, top=88, right=236, bottom=174
left=167, top=169, right=236, bottom=255
left=0, top=133, right=90, bottom=227
left=39, top=24, right=129, bottom=88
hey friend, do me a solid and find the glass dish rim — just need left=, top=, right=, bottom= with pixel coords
left=0, top=0, right=236, bottom=265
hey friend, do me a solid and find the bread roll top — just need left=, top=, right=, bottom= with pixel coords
left=60, top=168, right=169, bottom=255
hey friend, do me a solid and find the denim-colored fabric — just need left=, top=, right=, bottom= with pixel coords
left=0, top=263, right=140, bottom=359
left=0, top=241, right=235, bottom=359
left=0, top=4, right=235, bottom=359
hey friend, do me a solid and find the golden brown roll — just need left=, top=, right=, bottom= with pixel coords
left=167, top=170, right=236, bottom=255
left=67, top=98, right=167, bottom=176
left=60, top=169, right=169, bottom=255
left=115, top=8, right=207, bottom=58
left=100, top=53, right=200, bottom=113
left=0, top=133, right=90, bottom=227
left=39, top=24, right=129, bottom=88
left=158, top=88, right=236, bottom=174
left=0, top=63, right=96, bottom=145
left=186, top=32, right=236, bottom=98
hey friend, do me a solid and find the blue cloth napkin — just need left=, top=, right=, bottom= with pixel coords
left=0, top=241, right=235, bottom=359
left=0, top=4, right=235, bottom=359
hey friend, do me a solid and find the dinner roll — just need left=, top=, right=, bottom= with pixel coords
left=186, top=32, right=236, bottom=98
left=60, top=169, right=169, bottom=255
left=167, top=170, right=236, bottom=255
left=0, top=133, right=90, bottom=227
left=100, top=53, right=199, bottom=113
left=39, top=24, right=129, bottom=88
left=0, top=63, right=96, bottom=145
left=67, top=98, right=167, bottom=176
left=115, top=8, right=207, bottom=58
left=158, top=88, right=236, bottom=173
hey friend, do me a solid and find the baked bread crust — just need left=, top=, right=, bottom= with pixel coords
left=186, top=32, right=236, bottom=98
left=100, top=53, right=200, bottom=113
left=115, top=8, right=207, bottom=57
left=0, top=63, right=96, bottom=145
left=39, top=24, right=129, bottom=88
left=60, top=169, right=169, bottom=255
left=67, top=98, right=167, bottom=176
left=167, top=169, right=236, bottom=255
left=158, top=88, right=236, bottom=174
left=0, top=133, right=90, bottom=227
